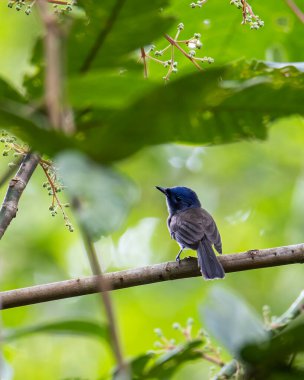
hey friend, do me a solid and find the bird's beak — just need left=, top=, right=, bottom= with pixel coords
left=155, top=186, right=167, bottom=195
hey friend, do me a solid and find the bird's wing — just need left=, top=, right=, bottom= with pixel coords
left=170, top=208, right=222, bottom=252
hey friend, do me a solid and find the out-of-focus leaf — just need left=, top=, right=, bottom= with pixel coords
left=201, top=287, right=268, bottom=357
left=0, top=78, right=75, bottom=155
left=166, top=0, right=304, bottom=64
left=55, top=151, right=138, bottom=240
left=129, top=353, right=154, bottom=379
left=241, top=322, right=304, bottom=366
left=68, top=70, right=158, bottom=109
left=239, top=322, right=304, bottom=379
left=3, top=320, right=108, bottom=341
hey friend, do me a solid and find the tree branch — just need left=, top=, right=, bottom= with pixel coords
left=37, top=0, right=75, bottom=134
left=37, top=0, right=63, bottom=130
left=0, top=243, right=303, bottom=309
left=285, top=0, right=304, bottom=24
left=0, top=157, right=23, bottom=189
left=0, top=153, right=40, bottom=239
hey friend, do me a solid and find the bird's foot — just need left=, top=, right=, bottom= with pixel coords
left=175, top=249, right=183, bottom=264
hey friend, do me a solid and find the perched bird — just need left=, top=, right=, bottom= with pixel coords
left=156, top=186, right=225, bottom=280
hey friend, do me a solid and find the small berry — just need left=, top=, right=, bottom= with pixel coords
left=154, top=328, right=163, bottom=337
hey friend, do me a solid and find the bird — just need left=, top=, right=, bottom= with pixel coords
left=156, top=186, right=225, bottom=280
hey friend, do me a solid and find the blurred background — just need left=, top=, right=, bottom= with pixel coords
left=0, top=1, right=303, bottom=379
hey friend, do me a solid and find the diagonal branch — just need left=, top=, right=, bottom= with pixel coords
left=73, top=196, right=127, bottom=375
left=0, top=243, right=303, bottom=309
left=0, top=153, right=40, bottom=239
left=285, top=0, right=304, bottom=24
left=80, top=0, right=126, bottom=73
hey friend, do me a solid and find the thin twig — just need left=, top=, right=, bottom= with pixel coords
left=73, top=198, right=127, bottom=376
left=82, top=231, right=127, bottom=375
left=164, top=34, right=203, bottom=71
left=199, top=351, right=225, bottom=367
left=285, top=0, right=304, bottom=23
left=140, top=47, right=148, bottom=79
left=0, top=243, right=303, bottom=309
left=0, top=153, right=40, bottom=239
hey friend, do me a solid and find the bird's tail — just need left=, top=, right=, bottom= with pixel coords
left=197, top=238, right=225, bottom=280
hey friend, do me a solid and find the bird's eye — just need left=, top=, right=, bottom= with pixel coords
left=176, top=196, right=182, bottom=202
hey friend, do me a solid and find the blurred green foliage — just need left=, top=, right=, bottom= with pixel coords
left=0, top=0, right=303, bottom=379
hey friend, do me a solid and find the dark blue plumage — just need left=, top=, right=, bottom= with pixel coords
left=156, top=186, right=225, bottom=280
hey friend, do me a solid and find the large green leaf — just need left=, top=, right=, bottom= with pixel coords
left=3, top=61, right=304, bottom=164
left=76, top=63, right=304, bottom=162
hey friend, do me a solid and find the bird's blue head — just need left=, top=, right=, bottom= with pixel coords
left=156, top=186, right=201, bottom=215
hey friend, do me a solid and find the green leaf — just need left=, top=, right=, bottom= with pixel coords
left=128, top=353, right=154, bottom=379
left=4, top=61, right=304, bottom=165
left=166, top=0, right=304, bottom=64
left=240, top=322, right=304, bottom=379
left=145, top=340, right=202, bottom=379
left=67, top=0, right=174, bottom=73
left=68, top=69, right=157, bottom=109
left=201, top=287, right=268, bottom=357
left=0, top=77, right=75, bottom=155
left=55, top=151, right=138, bottom=240
left=77, top=62, right=304, bottom=163
left=3, top=319, right=108, bottom=342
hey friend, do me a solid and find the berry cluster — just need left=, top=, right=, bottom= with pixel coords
left=7, top=0, right=76, bottom=16
left=141, top=24, right=214, bottom=81
left=230, top=0, right=264, bottom=29
left=40, top=161, right=74, bottom=232
left=0, top=131, right=73, bottom=232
